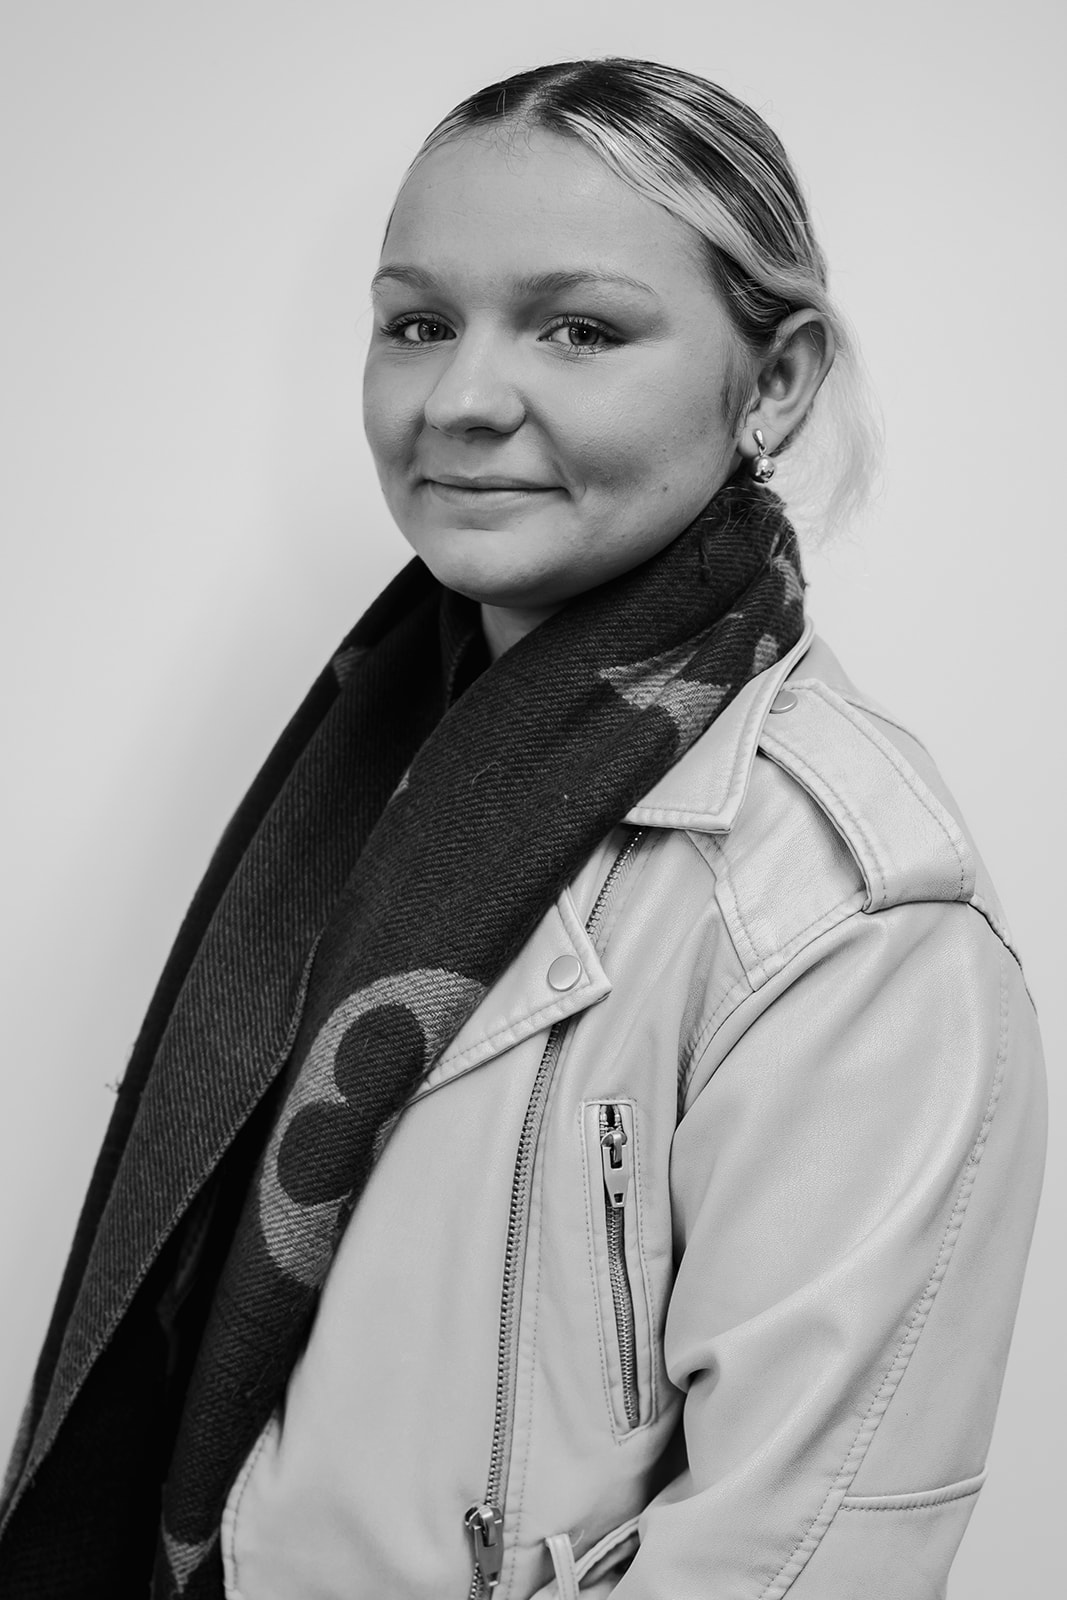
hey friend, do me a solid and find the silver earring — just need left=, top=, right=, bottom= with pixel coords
left=752, top=428, right=775, bottom=483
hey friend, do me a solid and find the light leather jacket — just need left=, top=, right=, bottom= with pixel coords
left=221, top=625, right=1046, bottom=1600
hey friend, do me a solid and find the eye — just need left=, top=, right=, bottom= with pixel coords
left=381, top=314, right=454, bottom=345
left=542, top=316, right=619, bottom=355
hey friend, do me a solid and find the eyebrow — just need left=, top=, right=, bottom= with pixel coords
left=370, top=264, right=659, bottom=299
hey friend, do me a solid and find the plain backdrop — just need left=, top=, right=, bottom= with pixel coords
left=1, top=1, right=1062, bottom=1591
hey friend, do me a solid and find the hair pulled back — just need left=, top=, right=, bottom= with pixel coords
left=403, top=58, right=882, bottom=539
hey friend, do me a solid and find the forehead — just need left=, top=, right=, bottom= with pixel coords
left=381, top=126, right=710, bottom=299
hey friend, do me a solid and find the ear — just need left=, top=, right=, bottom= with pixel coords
left=736, top=310, right=836, bottom=462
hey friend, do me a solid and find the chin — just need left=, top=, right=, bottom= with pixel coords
left=431, top=567, right=563, bottom=611
left=405, top=523, right=567, bottom=607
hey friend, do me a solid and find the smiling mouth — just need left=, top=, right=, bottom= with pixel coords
left=425, top=478, right=560, bottom=508
left=428, top=475, right=556, bottom=491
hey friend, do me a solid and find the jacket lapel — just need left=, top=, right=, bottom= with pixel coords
left=415, top=885, right=612, bottom=1097
left=623, top=619, right=814, bottom=832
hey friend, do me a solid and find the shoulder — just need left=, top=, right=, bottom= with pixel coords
left=666, top=637, right=1041, bottom=1118
left=689, top=633, right=1015, bottom=979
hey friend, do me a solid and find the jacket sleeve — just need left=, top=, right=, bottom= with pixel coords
left=611, top=898, right=1045, bottom=1600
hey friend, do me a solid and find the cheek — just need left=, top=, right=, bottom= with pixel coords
left=362, top=362, right=419, bottom=468
left=564, top=375, right=730, bottom=498
left=654, top=370, right=732, bottom=461
left=555, top=387, right=665, bottom=491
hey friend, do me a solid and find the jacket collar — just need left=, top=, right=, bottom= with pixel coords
left=417, top=620, right=816, bottom=1099
left=622, top=618, right=815, bottom=833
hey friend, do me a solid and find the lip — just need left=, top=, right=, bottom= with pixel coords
left=424, top=476, right=561, bottom=512
left=427, top=474, right=555, bottom=491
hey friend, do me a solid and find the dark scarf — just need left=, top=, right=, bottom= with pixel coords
left=3, top=479, right=804, bottom=1599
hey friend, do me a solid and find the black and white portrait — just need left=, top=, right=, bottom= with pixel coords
left=1, top=5, right=1060, bottom=1597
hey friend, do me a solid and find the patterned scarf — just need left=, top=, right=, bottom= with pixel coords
left=132, top=478, right=804, bottom=1594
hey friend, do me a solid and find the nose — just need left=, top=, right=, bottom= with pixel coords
left=422, top=329, right=526, bottom=437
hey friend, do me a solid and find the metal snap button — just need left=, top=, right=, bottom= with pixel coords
left=547, top=954, right=583, bottom=992
left=769, top=688, right=798, bottom=713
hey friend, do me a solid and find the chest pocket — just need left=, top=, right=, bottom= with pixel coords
left=581, top=1099, right=657, bottom=1437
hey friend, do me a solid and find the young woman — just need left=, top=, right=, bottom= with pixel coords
left=0, top=58, right=1046, bottom=1600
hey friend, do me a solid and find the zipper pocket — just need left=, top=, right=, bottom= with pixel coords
left=584, top=1099, right=652, bottom=1435
left=599, top=1103, right=640, bottom=1429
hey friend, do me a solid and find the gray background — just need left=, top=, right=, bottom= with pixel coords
left=1, top=2, right=1062, bottom=1591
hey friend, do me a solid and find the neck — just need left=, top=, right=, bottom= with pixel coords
left=480, top=601, right=561, bottom=661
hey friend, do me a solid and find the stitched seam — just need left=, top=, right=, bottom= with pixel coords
left=842, top=707, right=925, bottom=744
left=841, top=1469, right=985, bottom=1511
left=680, top=971, right=754, bottom=1102
left=813, top=686, right=968, bottom=899
left=681, top=896, right=862, bottom=1104
left=801, top=684, right=932, bottom=752
left=546, top=1531, right=581, bottom=1600
left=221, top=1415, right=274, bottom=1600
left=743, top=890, right=864, bottom=991
left=839, top=1500, right=977, bottom=1513
left=758, top=948, right=1010, bottom=1600
left=676, top=840, right=744, bottom=1095
left=969, top=891, right=1018, bottom=959
left=761, top=732, right=888, bottom=906
left=627, top=1099, right=659, bottom=1421
left=719, top=857, right=763, bottom=974
left=574, top=1516, right=642, bottom=1580
left=844, top=1472, right=985, bottom=1510
left=627, top=804, right=730, bottom=826
left=675, top=840, right=755, bottom=1093
left=702, top=835, right=762, bottom=973
left=436, top=987, right=603, bottom=1079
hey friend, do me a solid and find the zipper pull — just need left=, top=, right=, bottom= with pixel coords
left=600, top=1104, right=632, bottom=1210
left=464, top=1502, right=504, bottom=1589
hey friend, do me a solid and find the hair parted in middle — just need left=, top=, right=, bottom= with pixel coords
left=398, top=57, right=883, bottom=538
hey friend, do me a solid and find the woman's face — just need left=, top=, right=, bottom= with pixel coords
left=363, top=127, right=749, bottom=615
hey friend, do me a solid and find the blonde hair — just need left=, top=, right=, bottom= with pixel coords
left=403, top=58, right=883, bottom=540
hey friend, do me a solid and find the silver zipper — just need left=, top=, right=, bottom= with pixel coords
left=464, top=1503, right=504, bottom=1592
left=464, top=828, right=647, bottom=1597
left=599, top=1102, right=640, bottom=1429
